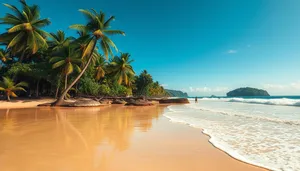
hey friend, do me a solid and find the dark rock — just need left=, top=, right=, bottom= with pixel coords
left=227, top=87, right=270, bottom=97
left=65, top=99, right=101, bottom=107
left=159, top=98, right=190, bottom=104
left=112, top=99, right=127, bottom=104
left=125, top=99, right=154, bottom=106
left=100, top=99, right=112, bottom=105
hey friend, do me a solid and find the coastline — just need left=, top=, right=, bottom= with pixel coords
left=162, top=116, right=269, bottom=171
left=0, top=98, right=56, bottom=109
left=0, top=101, right=268, bottom=171
left=165, top=114, right=270, bottom=171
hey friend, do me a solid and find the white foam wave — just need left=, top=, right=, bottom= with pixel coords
left=163, top=114, right=276, bottom=171
left=164, top=105, right=300, bottom=171
left=197, top=97, right=300, bottom=107
left=185, top=104, right=300, bottom=125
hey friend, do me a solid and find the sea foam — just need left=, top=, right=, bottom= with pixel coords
left=164, top=99, right=300, bottom=171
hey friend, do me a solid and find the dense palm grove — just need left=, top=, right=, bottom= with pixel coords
left=0, top=0, right=169, bottom=103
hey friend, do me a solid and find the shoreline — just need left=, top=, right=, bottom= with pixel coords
left=0, top=98, right=56, bottom=109
left=0, top=100, right=268, bottom=171
left=164, top=114, right=270, bottom=171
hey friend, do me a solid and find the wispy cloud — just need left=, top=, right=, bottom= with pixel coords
left=161, top=84, right=168, bottom=87
left=227, top=49, right=237, bottom=54
left=263, top=81, right=300, bottom=95
left=189, top=87, right=229, bottom=95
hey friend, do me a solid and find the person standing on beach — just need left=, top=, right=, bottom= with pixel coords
left=195, top=97, right=198, bottom=103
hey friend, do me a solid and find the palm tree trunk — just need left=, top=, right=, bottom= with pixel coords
left=55, top=85, right=60, bottom=99
left=36, top=79, right=40, bottom=97
left=65, top=75, right=68, bottom=90
left=7, top=93, right=10, bottom=101
left=53, top=41, right=97, bottom=106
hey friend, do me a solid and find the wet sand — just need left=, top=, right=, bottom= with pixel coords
left=0, top=106, right=267, bottom=171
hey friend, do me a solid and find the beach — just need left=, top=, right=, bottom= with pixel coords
left=0, top=98, right=55, bottom=109
left=0, top=104, right=266, bottom=171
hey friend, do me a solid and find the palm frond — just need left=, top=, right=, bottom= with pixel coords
left=82, top=38, right=96, bottom=59
left=49, top=56, right=64, bottom=63
left=8, top=23, right=24, bottom=33
left=52, top=60, right=65, bottom=69
left=14, top=81, right=28, bottom=87
left=103, top=30, right=125, bottom=36
left=7, top=32, right=25, bottom=48
left=31, top=18, right=51, bottom=27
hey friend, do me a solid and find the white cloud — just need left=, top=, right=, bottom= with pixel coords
left=227, top=50, right=237, bottom=54
left=263, top=81, right=300, bottom=95
left=189, top=86, right=229, bottom=95
left=161, top=84, right=168, bottom=87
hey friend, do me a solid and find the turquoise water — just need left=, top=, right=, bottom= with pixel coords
left=164, top=97, right=300, bottom=171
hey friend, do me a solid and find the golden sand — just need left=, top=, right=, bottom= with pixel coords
left=0, top=98, right=55, bottom=109
left=0, top=106, right=267, bottom=171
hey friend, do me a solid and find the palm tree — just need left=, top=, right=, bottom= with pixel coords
left=0, top=77, right=28, bottom=101
left=0, top=0, right=50, bottom=61
left=94, top=54, right=106, bottom=81
left=50, top=47, right=82, bottom=90
left=0, top=49, right=12, bottom=63
left=48, top=30, right=74, bottom=52
left=53, top=9, right=124, bottom=106
left=108, top=53, right=135, bottom=86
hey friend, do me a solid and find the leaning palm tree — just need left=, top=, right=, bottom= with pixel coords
left=108, top=53, right=135, bottom=86
left=50, top=47, right=82, bottom=90
left=53, top=9, right=124, bottom=106
left=0, top=49, right=12, bottom=63
left=0, top=77, right=28, bottom=101
left=0, top=0, right=50, bottom=61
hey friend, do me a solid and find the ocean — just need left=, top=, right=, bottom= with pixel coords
left=163, top=96, right=300, bottom=171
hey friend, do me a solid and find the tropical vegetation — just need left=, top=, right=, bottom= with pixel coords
left=0, top=0, right=170, bottom=103
left=0, top=77, right=28, bottom=101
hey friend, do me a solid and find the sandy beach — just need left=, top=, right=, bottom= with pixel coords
left=0, top=98, right=55, bottom=109
left=0, top=105, right=267, bottom=171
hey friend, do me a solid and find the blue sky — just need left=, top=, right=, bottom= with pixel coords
left=1, top=0, right=300, bottom=96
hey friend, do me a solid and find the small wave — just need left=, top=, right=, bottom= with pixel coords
left=163, top=114, right=277, bottom=171
left=228, top=98, right=300, bottom=107
left=197, top=97, right=300, bottom=107
left=183, top=104, right=300, bottom=125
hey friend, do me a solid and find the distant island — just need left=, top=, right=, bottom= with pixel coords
left=227, top=87, right=270, bottom=97
left=166, top=89, right=189, bottom=97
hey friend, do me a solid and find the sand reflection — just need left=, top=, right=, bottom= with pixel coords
left=0, top=106, right=164, bottom=171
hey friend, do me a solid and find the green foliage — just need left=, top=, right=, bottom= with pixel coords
left=0, top=0, right=51, bottom=55
left=98, top=84, right=111, bottom=96
left=0, top=49, right=12, bottom=63
left=0, top=76, right=28, bottom=100
left=69, top=9, right=125, bottom=59
left=134, top=70, right=153, bottom=96
left=148, top=81, right=169, bottom=97
left=50, top=46, right=82, bottom=76
left=78, top=77, right=101, bottom=96
left=110, top=83, right=132, bottom=96
left=107, top=53, right=135, bottom=86
left=0, top=2, right=169, bottom=99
